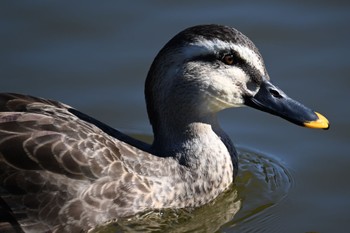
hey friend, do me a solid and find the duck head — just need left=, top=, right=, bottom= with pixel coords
left=145, top=24, right=329, bottom=139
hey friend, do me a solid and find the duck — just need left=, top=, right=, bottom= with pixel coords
left=0, top=24, right=329, bottom=233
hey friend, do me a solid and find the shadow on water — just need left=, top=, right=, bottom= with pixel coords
left=91, top=138, right=292, bottom=233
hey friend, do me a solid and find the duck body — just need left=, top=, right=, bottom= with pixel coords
left=0, top=94, right=234, bottom=233
left=0, top=25, right=328, bottom=232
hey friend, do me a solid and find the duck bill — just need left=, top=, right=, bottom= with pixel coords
left=244, top=80, right=329, bottom=129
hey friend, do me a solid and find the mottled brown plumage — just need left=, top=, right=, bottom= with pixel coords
left=0, top=93, right=234, bottom=233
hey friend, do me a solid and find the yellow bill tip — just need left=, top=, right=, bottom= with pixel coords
left=304, top=112, right=330, bottom=129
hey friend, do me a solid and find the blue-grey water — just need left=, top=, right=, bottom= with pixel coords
left=1, top=1, right=349, bottom=232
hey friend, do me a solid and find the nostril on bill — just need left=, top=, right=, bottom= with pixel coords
left=269, top=89, right=283, bottom=98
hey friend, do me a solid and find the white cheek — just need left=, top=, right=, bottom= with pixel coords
left=204, top=67, right=253, bottom=111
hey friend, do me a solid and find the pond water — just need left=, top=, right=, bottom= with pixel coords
left=1, top=1, right=349, bottom=232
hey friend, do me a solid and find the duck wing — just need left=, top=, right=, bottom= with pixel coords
left=0, top=93, right=168, bottom=232
left=0, top=93, right=124, bottom=180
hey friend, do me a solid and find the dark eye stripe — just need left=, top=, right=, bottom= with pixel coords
left=240, top=63, right=263, bottom=85
left=225, top=50, right=263, bottom=85
left=221, top=50, right=246, bottom=66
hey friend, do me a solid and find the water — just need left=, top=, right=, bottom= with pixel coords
left=1, top=1, right=349, bottom=232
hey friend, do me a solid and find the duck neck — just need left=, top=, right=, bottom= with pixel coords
left=151, top=112, right=217, bottom=152
left=150, top=110, right=237, bottom=171
left=145, top=63, right=237, bottom=171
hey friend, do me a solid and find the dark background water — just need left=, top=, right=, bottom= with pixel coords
left=1, top=1, right=349, bottom=232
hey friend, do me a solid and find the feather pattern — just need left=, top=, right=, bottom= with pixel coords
left=0, top=92, right=234, bottom=232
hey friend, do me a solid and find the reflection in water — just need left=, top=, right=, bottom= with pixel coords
left=226, top=148, right=292, bottom=232
left=92, top=146, right=291, bottom=233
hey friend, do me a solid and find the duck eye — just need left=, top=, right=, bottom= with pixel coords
left=222, top=54, right=234, bottom=65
